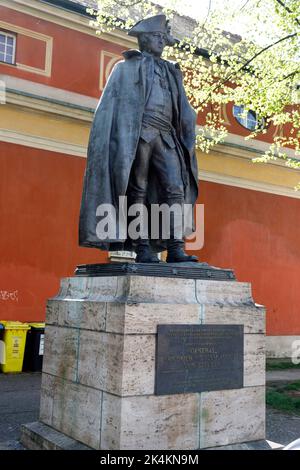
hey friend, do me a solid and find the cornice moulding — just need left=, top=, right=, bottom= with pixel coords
left=0, top=0, right=136, bottom=48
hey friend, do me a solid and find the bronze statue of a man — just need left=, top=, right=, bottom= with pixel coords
left=79, top=14, right=199, bottom=263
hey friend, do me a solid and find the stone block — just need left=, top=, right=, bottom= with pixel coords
left=47, top=299, right=106, bottom=331
left=77, top=331, right=155, bottom=395
left=244, top=334, right=265, bottom=387
left=106, top=302, right=200, bottom=334
left=126, top=276, right=197, bottom=304
left=105, top=303, right=125, bottom=334
left=39, top=373, right=102, bottom=449
left=39, top=372, right=55, bottom=425
left=46, top=300, right=59, bottom=325
left=52, top=380, right=102, bottom=449
left=101, top=392, right=199, bottom=450
left=21, top=422, right=92, bottom=450
left=77, top=331, right=123, bottom=392
left=56, top=275, right=198, bottom=304
left=203, top=304, right=265, bottom=334
left=122, top=334, right=155, bottom=395
left=55, top=276, right=123, bottom=302
left=199, top=386, right=265, bottom=449
left=42, top=325, right=79, bottom=381
left=196, top=281, right=253, bottom=305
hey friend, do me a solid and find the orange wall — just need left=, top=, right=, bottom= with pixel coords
left=0, top=142, right=106, bottom=322
left=197, top=181, right=300, bottom=336
left=1, top=141, right=300, bottom=335
left=0, top=5, right=125, bottom=97
left=16, top=33, right=47, bottom=70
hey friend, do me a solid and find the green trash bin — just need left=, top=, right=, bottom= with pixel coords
left=23, top=323, right=45, bottom=372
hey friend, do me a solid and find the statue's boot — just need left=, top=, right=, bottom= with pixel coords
left=135, top=241, right=160, bottom=263
left=164, top=200, right=198, bottom=263
left=166, top=240, right=198, bottom=263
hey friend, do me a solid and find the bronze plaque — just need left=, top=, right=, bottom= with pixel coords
left=155, top=324, right=244, bottom=395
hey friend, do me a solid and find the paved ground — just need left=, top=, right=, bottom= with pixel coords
left=0, top=370, right=300, bottom=450
left=265, top=368, right=300, bottom=447
left=0, top=372, right=41, bottom=450
left=266, top=409, right=300, bottom=447
left=266, top=369, right=300, bottom=382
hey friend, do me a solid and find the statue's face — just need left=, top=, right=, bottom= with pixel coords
left=144, top=32, right=167, bottom=57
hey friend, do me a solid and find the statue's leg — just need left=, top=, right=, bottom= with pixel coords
left=127, top=139, right=159, bottom=263
left=151, top=137, right=198, bottom=263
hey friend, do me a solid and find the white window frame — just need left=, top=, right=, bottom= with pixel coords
left=0, top=31, right=16, bottom=65
left=233, top=104, right=260, bottom=131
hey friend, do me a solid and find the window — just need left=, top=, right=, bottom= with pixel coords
left=0, top=32, right=16, bottom=65
left=233, top=104, right=264, bottom=131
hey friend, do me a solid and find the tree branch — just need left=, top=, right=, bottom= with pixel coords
left=202, top=0, right=212, bottom=28
left=279, top=69, right=300, bottom=82
left=239, top=0, right=251, bottom=12
left=197, top=32, right=297, bottom=106
left=275, top=0, right=300, bottom=27
left=237, top=32, right=297, bottom=73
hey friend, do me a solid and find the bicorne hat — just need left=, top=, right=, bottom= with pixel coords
left=128, top=14, right=176, bottom=46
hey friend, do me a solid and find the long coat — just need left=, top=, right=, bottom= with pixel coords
left=79, top=49, right=198, bottom=252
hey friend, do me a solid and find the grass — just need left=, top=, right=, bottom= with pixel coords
left=267, top=381, right=300, bottom=414
left=266, top=359, right=300, bottom=370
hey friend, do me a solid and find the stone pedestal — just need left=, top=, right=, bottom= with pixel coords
left=21, top=275, right=266, bottom=450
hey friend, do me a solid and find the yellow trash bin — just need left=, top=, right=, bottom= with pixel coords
left=0, top=321, right=30, bottom=373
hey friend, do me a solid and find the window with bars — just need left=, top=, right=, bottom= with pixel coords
left=0, top=31, right=16, bottom=65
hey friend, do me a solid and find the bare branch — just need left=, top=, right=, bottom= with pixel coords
left=239, top=0, right=252, bottom=12
left=198, top=32, right=297, bottom=107
left=238, top=32, right=297, bottom=73
left=275, top=0, right=300, bottom=27
left=279, top=69, right=300, bottom=82
left=202, top=0, right=212, bottom=28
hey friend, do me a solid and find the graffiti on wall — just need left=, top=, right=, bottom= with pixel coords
left=0, top=290, right=18, bottom=301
